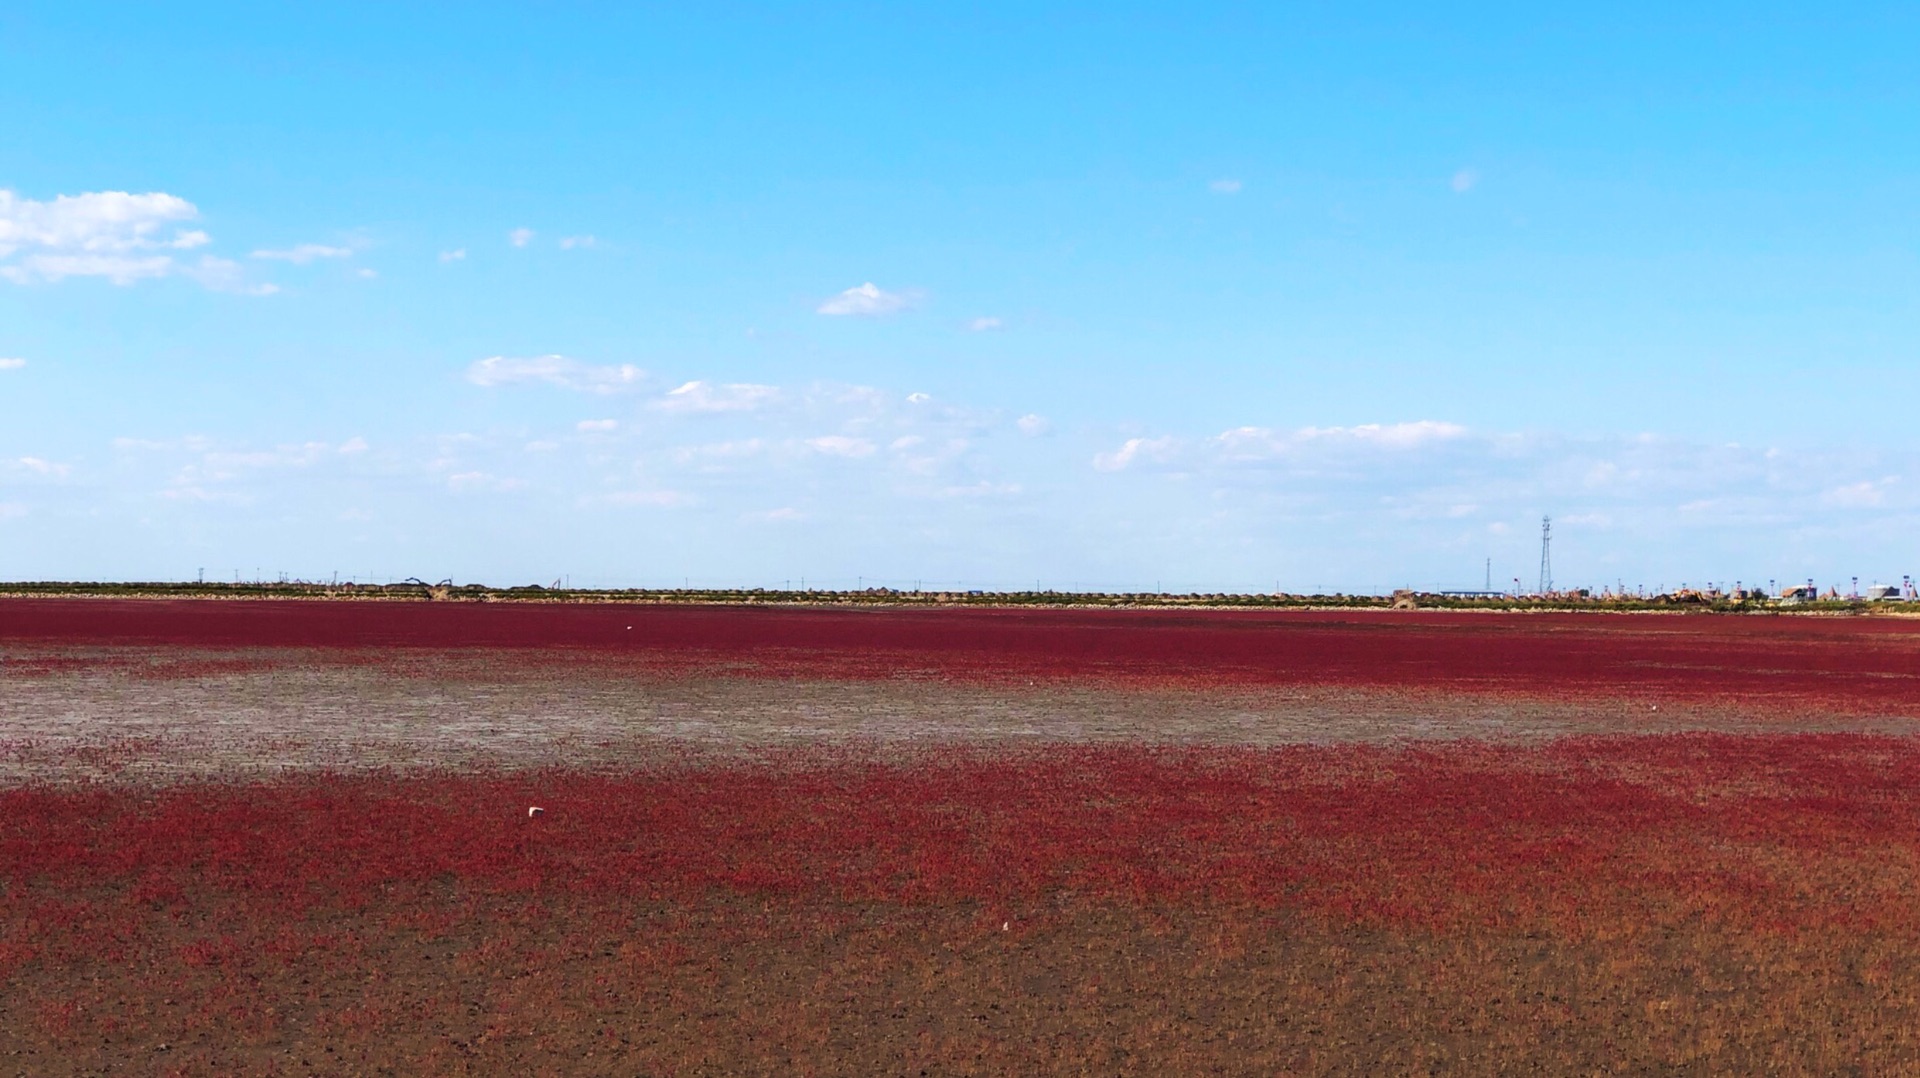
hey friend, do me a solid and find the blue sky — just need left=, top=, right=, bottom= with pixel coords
left=3, top=3, right=1919, bottom=592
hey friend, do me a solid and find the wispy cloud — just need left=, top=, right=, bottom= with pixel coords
left=743, top=506, right=803, bottom=523
left=251, top=243, right=352, bottom=264
left=11, top=456, right=70, bottom=479
left=817, top=282, right=914, bottom=317
left=508, top=227, right=535, bottom=248
left=180, top=256, right=280, bottom=296
left=465, top=355, right=645, bottom=394
left=652, top=380, right=780, bottom=414
left=438, top=248, right=467, bottom=263
left=447, top=471, right=527, bottom=493
left=1451, top=168, right=1479, bottom=193
left=6, top=253, right=173, bottom=285
left=0, top=358, right=25, bottom=371
left=805, top=435, right=877, bottom=458
left=966, top=316, right=1003, bottom=332
left=558, top=235, right=598, bottom=250
left=1822, top=477, right=1897, bottom=508
left=47, top=365, right=1920, bottom=590
left=1209, top=178, right=1243, bottom=194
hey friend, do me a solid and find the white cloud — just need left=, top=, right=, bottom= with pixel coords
left=356, top=268, right=378, bottom=279
left=1451, top=168, right=1479, bottom=193
left=1215, top=421, right=1468, bottom=460
left=653, top=380, right=779, bottom=414
left=1098, top=423, right=1464, bottom=475
left=0, top=358, right=24, bottom=371
left=1209, top=179, right=1243, bottom=194
left=438, top=248, right=467, bottom=263
left=251, top=243, right=352, bottom=264
left=558, top=235, right=598, bottom=250
left=1822, top=478, right=1897, bottom=508
left=465, top=355, right=645, bottom=394
left=966, top=316, right=1004, bottom=332
left=339, top=437, right=369, bottom=454
left=1017, top=414, right=1051, bottom=436
left=906, top=392, right=932, bottom=404
left=1094, top=436, right=1180, bottom=473
left=0, top=190, right=200, bottom=258
left=805, top=435, right=877, bottom=458
left=508, top=228, right=535, bottom=248
left=576, top=418, right=619, bottom=432
left=817, top=282, right=913, bottom=317
left=67, top=366, right=1920, bottom=593
left=0, top=190, right=269, bottom=291
left=12, top=456, right=69, bottom=478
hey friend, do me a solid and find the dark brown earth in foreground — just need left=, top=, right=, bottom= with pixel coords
left=8, top=895, right=1912, bottom=1076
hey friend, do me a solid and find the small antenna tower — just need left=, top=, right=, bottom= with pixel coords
left=1538, top=516, right=1553, bottom=595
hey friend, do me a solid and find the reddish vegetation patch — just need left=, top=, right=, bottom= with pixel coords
left=7, top=735, right=1915, bottom=931
left=8, top=601, right=1920, bottom=1070
left=7, top=598, right=1920, bottom=710
left=6, top=736, right=1920, bottom=1072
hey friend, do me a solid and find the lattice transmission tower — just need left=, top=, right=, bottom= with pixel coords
left=1538, top=516, right=1553, bottom=595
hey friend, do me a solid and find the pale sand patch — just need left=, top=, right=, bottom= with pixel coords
left=4, top=646, right=1916, bottom=784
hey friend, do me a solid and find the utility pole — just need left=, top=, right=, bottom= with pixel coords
left=1538, top=517, right=1552, bottom=595
left=1485, top=557, right=1491, bottom=591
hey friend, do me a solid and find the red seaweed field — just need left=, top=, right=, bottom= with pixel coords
left=5, top=598, right=1920, bottom=1073
left=8, top=596, right=1920, bottom=707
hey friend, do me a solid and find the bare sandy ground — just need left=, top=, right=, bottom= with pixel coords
left=6, top=645, right=1916, bottom=783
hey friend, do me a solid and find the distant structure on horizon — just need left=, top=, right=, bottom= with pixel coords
left=1538, top=516, right=1553, bottom=595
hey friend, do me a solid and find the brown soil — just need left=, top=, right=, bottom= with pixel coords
left=3, top=892, right=1909, bottom=1076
